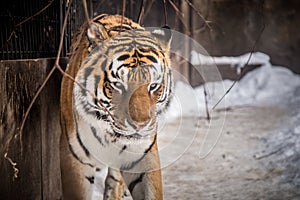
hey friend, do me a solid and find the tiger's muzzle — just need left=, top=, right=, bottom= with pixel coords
left=112, top=82, right=157, bottom=137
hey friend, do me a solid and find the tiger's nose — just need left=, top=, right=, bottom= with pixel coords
left=129, top=119, right=150, bottom=131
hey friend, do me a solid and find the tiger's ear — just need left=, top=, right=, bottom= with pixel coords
left=150, top=26, right=172, bottom=50
left=87, top=22, right=109, bottom=44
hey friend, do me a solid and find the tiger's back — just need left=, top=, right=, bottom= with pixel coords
left=60, top=14, right=172, bottom=199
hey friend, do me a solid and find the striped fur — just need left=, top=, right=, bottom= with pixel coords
left=60, top=14, right=172, bottom=200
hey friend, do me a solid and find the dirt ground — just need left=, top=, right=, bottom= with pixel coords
left=159, top=105, right=299, bottom=200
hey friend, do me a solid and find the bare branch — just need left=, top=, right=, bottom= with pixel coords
left=16, top=0, right=55, bottom=27
left=203, top=84, right=211, bottom=121
left=143, top=0, right=155, bottom=20
left=212, top=4, right=266, bottom=110
left=17, top=0, right=73, bottom=151
left=1, top=0, right=54, bottom=50
left=163, top=0, right=168, bottom=26
left=4, top=152, right=19, bottom=180
left=137, top=0, right=145, bottom=24
left=168, top=0, right=184, bottom=18
left=183, top=0, right=212, bottom=31
left=82, top=0, right=91, bottom=23
left=120, top=0, right=127, bottom=31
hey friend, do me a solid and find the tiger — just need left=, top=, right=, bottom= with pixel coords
left=60, top=14, right=173, bottom=200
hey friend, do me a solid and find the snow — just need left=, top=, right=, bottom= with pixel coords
left=166, top=51, right=300, bottom=119
left=190, top=51, right=270, bottom=74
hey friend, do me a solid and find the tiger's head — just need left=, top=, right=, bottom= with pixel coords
left=74, top=19, right=173, bottom=139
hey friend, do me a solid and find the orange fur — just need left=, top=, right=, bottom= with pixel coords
left=60, top=14, right=169, bottom=200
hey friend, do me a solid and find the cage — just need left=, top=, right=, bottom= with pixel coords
left=0, top=0, right=80, bottom=60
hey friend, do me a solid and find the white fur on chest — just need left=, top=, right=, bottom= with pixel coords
left=69, top=112, right=153, bottom=171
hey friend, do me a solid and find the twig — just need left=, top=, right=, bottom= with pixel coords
left=82, top=0, right=90, bottom=24
left=89, top=0, right=93, bottom=17
left=121, top=0, right=126, bottom=31
left=17, top=0, right=73, bottom=151
left=137, top=0, right=145, bottom=24
left=4, top=153, right=19, bottom=180
left=212, top=15, right=266, bottom=110
left=16, top=0, right=55, bottom=27
left=196, top=53, right=211, bottom=121
left=168, top=0, right=184, bottom=18
left=254, top=145, right=288, bottom=160
left=143, top=0, right=155, bottom=20
left=163, top=0, right=168, bottom=26
left=203, top=84, right=211, bottom=121
left=183, top=0, right=212, bottom=31
left=169, top=0, right=191, bottom=35
left=1, top=0, right=54, bottom=50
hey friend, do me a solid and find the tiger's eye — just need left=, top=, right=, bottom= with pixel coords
left=149, top=83, right=160, bottom=92
left=149, top=83, right=158, bottom=91
left=113, top=82, right=123, bottom=90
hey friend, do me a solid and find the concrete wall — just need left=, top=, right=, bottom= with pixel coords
left=192, top=0, right=300, bottom=74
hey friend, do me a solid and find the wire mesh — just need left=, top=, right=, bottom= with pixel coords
left=0, top=0, right=78, bottom=60
left=0, top=0, right=181, bottom=60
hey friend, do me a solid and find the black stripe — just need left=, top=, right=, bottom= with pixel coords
left=81, top=67, right=94, bottom=96
left=158, top=90, right=167, bottom=103
left=144, top=134, right=157, bottom=154
left=101, top=59, right=107, bottom=71
left=83, top=67, right=94, bottom=87
left=86, top=176, right=95, bottom=184
left=135, top=40, right=162, bottom=51
left=117, top=63, right=130, bottom=71
left=74, top=112, right=90, bottom=157
left=138, top=47, right=150, bottom=53
left=108, top=62, right=113, bottom=70
left=91, top=57, right=98, bottom=67
left=104, top=134, right=110, bottom=145
left=100, top=99, right=110, bottom=105
left=96, top=111, right=101, bottom=119
left=117, top=54, right=130, bottom=61
left=66, top=138, right=94, bottom=167
left=94, top=75, right=100, bottom=106
left=91, top=126, right=105, bottom=146
left=111, top=71, right=117, bottom=78
left=109, top=175, right=120, bottom=182
left=103, top=71, right=111, bottom=99
left=76, top=128, right=90, bottom=157
left=93, top=14, right=108, bottom=21
left=139, top=47, right=160, bottom=57
left=128, top=173, right=145, bottom=193
left=121, top=135, right=157, bottom=171
left=62, top=117, right=94, bottom=168
left=119, top=145, right=127, bottom=154
left=105, top=44, right=132, bottom=55
left=146, top=55, right=158, bottom=63
left=96, top=111, right=109, bottom=121
left=109, top=25, right=132, bottom=31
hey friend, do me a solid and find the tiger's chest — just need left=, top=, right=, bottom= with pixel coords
left=70, top=110, right=154, bottom=170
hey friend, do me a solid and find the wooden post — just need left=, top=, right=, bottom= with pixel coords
left=0, top=58, right=67, bottom=199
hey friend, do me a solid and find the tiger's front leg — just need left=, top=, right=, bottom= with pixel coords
left=123, top=170, right=162, bottom=200
left=122, top=148, right=163, bottom=200
left=104, top=168, right=132, bottom=200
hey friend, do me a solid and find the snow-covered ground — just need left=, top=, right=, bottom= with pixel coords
left=160, top=52, right=300, bottom=199
left=167, top=52, right=300, bottom=118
